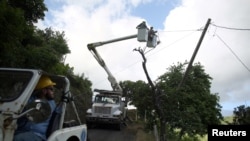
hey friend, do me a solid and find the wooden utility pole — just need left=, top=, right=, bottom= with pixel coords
left=177, top=18, right=211, bottom=89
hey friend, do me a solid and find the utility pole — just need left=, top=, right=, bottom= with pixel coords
left=177, top=18, right=211, bottom=90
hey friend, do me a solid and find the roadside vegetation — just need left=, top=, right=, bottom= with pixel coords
left=0, top=0, right=92, bottom=123
left=1, top=1, right=249, bottom=141
left=122, top=61, right=223, bottom=141
left=132, top=113, right=250, bottom=141
left=131, top=116, right=235, bottom=141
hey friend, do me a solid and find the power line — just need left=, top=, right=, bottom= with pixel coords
left=92, top=29, right=202, bottom=86
left=215, top=33, right=250, bottom=73
left=109, top=29, right=202, bottom=75
left=158, top=28, right=202, bottom=33
left=211, top=23, right=250, bottom=31
left=145, top=29, right=201, bottom=56
left=92, top=24, right=250, bottom=86
left=115, top=29, right=202, bottom=74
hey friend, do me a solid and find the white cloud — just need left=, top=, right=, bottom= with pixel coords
left=161, top=0, right=250, bottom=114
left=38, top=0, right=250, bottom=116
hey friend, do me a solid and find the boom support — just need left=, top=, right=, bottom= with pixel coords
left=87, top=34, right=137, bottom=92
left=87, top=21, right=159, bottom=93
left=85, top=22, right=159, bottom=130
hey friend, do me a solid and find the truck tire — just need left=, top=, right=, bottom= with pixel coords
left=87, top=122, right=92, bottom=129
left=115, top=122, right=122, bottom=130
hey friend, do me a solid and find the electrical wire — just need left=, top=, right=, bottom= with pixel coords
left=118, top=29, right=202, bottom=72
left=145, top=29, right=201, bottom=57
left=92, top=28, right=202, bottom=86
left=158, top=28, right=202, bottom=32
left=137, top=28, right=204, bottom=55
left=211, top=23, right=250, bottom=31
left=215, top=33, right=250, bottom=73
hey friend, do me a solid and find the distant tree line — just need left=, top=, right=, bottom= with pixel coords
left=232, top=105, right=250, bottom=125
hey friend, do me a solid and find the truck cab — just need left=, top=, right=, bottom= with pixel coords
left=0, top=68, right=87, bottom=141
left=86, top=89, right=127, bottom=130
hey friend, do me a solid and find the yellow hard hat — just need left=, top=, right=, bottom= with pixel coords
left=35, top=75, right=56, bottom=90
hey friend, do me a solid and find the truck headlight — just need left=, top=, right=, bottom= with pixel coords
left=113, top=110, right=122, bottom=117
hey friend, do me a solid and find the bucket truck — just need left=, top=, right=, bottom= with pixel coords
left=85, top=21, right=159, bottom=130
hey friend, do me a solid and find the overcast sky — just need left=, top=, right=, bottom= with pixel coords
left=37, top=0, right=250, bottom=116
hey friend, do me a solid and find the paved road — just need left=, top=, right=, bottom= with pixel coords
left=88, top=124, right=137, bottom=141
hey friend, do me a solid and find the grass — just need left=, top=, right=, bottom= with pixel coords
left=127, top=116, right=234, bottom=141
left=126, top=121, right=155, bottom=141
left=136, top=129, right=155, bottom=141
left=126, top=110, right=233, bottom=141
left=221, top=116, right=233, bottom=124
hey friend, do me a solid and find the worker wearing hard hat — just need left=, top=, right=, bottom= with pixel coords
left=14, top=75, right=57, bottom=141
left=35, top=75, right=56, bottom=100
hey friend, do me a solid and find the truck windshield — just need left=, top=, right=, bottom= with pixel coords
left=94, top=95, right=119, bottom=104
left=0, top=70, right=33, bottom=102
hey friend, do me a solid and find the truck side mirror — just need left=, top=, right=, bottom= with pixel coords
left=22, top=99, right=51, bottom=123
left=4, top=99, right=51, bottom=127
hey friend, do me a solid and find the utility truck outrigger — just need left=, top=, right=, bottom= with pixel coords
left=86, top=21, right=159, bottom=130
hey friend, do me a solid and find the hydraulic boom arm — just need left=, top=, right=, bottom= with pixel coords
left=87, top=34, right=137, bottom=92
left=87, top=21, right=159, bottom=93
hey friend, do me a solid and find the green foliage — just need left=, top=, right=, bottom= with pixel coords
left=0, top=0, right=93, bottom=123
left=155, top=62, right=223, bottom=138
left=232, top=105, right=250, bottom=124
left=8, top=0, right=47, bottom=24
left=123, top=62, right=223, bottom=140
left=135, top=120, right=208, bottom=141
left=221, top=116, right=233, bottom=125
left=0, top=0, right=26, bottom=65
left=0, top=0, right=25, bottom=44
left=21, top=28, right=70, bottom=73
left=36, top=28, right=71, bottom=56
left=120, top=80, right=153, bottom=119
left=68, top=73, right=93, bottom=122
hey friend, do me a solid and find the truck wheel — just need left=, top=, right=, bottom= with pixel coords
left=116, top=123, right=122, bottom=130
left=87, top=134, right=91, bottom=141
left=87, top=123, right=92, bottom=129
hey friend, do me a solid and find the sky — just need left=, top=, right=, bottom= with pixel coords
left=37, top=0, right=250, bottom=116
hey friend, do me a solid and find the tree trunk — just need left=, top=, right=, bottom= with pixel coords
left=134, top=48, right=167, bottom=141
left=178, top=128, right=184, bottom=141
left=159, top=118, right=167, bottom=141
left=154, top=124, right=159, bottom=141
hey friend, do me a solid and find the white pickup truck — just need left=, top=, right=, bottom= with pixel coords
left=0, top=68, right=88, bottom=141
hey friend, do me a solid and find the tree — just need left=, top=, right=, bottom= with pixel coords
left=120, top=80, right=153, bottom=120
left=0, top=0, right=48, bottom=68
left=134, top=46, right=222, bottom=141
left=0, top=0, right=26, bottom=66
left=22, top=28, right=71, bottom=73
left=8, top=0, right=47, bottom=24
left=134, top=47, right=167, bottom=141
left=233, top=105, right=250, bottom=125
left=156, top=62, right=223, bottom=140
left=68, top=73, right=93, bottom=123
left=0, top=0, right=93, bottom=122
